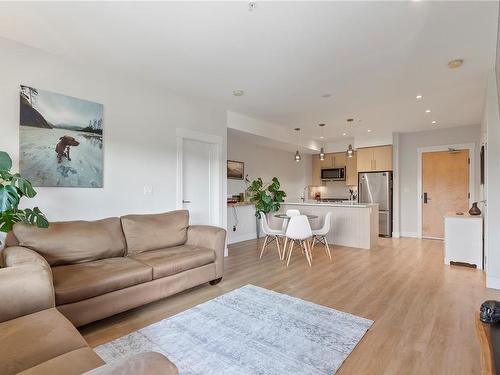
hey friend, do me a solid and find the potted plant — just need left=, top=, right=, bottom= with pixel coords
left=247, top=177, right=287, bottom=219
left=0, top=151, right=48, bottom=233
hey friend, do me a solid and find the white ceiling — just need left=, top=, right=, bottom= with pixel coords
left=0, top=1, right=497, bottom=142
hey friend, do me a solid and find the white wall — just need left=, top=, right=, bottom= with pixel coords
left=226, top=129, right=312, bottom=244
left=483, top=71, right=500, bottom=289
left=227, top=130, right=311, bottom=201
left=0, top=37, right=227, bottom=230
left=399, top=124, right=481, bottom=237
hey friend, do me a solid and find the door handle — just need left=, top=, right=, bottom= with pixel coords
left=182, top=200, right=191, bottom=203
left=423, top=193, right=431, bottom=204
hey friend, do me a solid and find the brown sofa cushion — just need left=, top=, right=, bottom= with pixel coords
left=121, top=210, right=189, bottom=254
left=0, top=308, right=88, bottom=375
left=130, top=245, right=215, bottom=279
left=18, top=347, right=104, bottom=375
left=52, top=258, right=152, bottom=305
left=13, top=218, right=127, bottom=266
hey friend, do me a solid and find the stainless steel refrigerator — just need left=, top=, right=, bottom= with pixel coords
left=358, top=171, right=393, bottom=237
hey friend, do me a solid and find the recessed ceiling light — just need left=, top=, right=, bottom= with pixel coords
left=232, top=90, right=244, bottom=97
left=367, top=129, right=372, bottom=133
left=342, top=132, right=347, bottom=136
left=321, top=93, right=332, bottom=98
left=320, top=136, right=324, bottom=139
left=432, top=120, right=437, bottom=124
left=416, top=95, right=423, bottom=100
left=425, top=109, right=431, bottom=113
left=448, top=59, right=464, bottom=69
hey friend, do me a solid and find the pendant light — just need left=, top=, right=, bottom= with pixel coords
left=346, top=144, right=354, bottom=158
left=294, top=127, right=301, bottom=162
left=318, top=123, right=326, bottom=161
left=345, top=118, right=354, bottom=158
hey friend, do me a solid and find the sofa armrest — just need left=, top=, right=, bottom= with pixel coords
left=3, top=246, right=51, bottom=271
left=186, top=225, right=226, bottom=278
left=83, top=352, right=178, bottom=375
left=0, top=263, right=55, bottom=323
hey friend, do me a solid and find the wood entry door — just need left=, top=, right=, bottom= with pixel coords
left=422, top=149, right=470, bottom=239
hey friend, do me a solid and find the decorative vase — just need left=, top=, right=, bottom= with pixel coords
left=469, top=202, right=481, bottom=216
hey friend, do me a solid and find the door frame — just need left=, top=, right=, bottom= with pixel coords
left=176, top=128, right=223, bottom=226
left=417, top=142, right=475, bottom=239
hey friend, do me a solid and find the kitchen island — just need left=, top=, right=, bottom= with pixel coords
left=273, top=201, right=379, bottom=250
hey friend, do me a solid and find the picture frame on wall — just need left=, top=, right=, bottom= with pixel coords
left=227, top=160, right=244, bottom=180
left=19, top=85, right=104, bottom=188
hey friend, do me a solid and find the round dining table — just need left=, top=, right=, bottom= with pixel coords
left=274, top=213, right=318, bottom=220
left=274, top=213, right=318, bottom=232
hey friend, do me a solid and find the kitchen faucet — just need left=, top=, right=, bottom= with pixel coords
left=301, top=186, right=308, bottom=202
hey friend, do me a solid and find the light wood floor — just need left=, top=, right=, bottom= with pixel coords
left=81, top=237, right=500, bottom=375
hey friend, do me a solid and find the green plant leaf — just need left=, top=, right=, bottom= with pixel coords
left=0, top=151, right=12, bottom=172
left=0, top=185, right=19, bottom=212
left=11, top=175, right=37, bottom=198
left=0, top=211, right=17, bottom=232
left=21, top=207, right=49, bottom=228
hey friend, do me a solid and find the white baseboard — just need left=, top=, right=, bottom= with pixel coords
left=227, top=232, right=257, bottom=245
left=392, top=231, right=400, bottom=238
left=400, top=231, right=420, bottom=238
left=487, top=276, right=500, bottom=290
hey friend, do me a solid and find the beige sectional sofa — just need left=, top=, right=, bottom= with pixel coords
left=2, top=209, right=226, bottom=328
left=0, top=252, right=178, bottom=375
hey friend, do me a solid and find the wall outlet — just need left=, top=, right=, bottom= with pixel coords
left=143, top=185, right=153, bottom=195
left=232, top=225, right=237, bottom=232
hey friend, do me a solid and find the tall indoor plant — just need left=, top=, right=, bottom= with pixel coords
left=0, top=151, right=48, bottom=232
left=247, top=177, right=287, bottom=218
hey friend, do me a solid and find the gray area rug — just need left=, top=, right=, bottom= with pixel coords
left=95, top=285, right=373, bottom=375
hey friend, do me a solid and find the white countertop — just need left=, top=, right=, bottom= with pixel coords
left=444, top=212, right=482, bottom=219
left=283, top=200, right=378, bottom=208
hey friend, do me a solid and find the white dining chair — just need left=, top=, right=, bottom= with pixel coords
left=281, top=209, right=301, bottom=259
left=311, top=212, right=332, bottom=260
left=285, top=215, right=313, bottom=267
left=260, top=214, right=285, bottom=259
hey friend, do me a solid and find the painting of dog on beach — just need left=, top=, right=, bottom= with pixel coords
left=19, top=85, right=103, bottom=188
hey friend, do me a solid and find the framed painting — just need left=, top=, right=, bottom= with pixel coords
left=227, top=160, right=244, bottom=180
left=19, top=85, right=103, bottom=187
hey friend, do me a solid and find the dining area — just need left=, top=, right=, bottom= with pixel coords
left=259, top=209, right=332, bottom=267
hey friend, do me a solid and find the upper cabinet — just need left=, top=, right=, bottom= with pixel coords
left=320, top=153, right=334, bottom=169
left=357, top=145, right=393, bottom=172
left=320, top=152, right=347, bottom=169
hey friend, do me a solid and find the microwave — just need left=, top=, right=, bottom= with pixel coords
left=321, top=167, right=346, bottom=181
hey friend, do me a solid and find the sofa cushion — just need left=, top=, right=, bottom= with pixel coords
left=130, top=245, right=215, bottom=279
left=121, top=210, right=189, bottom=254
left=52, top=258, right=152, bottom=305
left=18, top=347, right=104, bottom=375
left=0, top=308, right=88, bottom=375
left=13, top=218, right=127, bottom=266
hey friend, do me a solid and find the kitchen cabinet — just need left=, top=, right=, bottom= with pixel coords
left=312, top=154, right=321, bottom=186
left=346, top=151, right=358, bottom=186
left=357, top=145, right=393, bottom=172
left=333, top=153, right=347, bottom=168
left=320, top=153, right=334, bottom=169
left=320, top=152, right=347, bottom=169
left=311, top=151, right=354, bottom=186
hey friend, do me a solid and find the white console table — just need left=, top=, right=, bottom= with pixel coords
left=444, top=213, right=483, bottom=269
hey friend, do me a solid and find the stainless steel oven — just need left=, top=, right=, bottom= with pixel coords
left=321, top=167, right=346, bottom=181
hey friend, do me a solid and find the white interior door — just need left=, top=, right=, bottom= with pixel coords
left=182, top=138, right=213, bottom=225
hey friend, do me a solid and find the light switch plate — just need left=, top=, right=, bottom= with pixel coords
left=143, top=185, right=153, bottom=195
